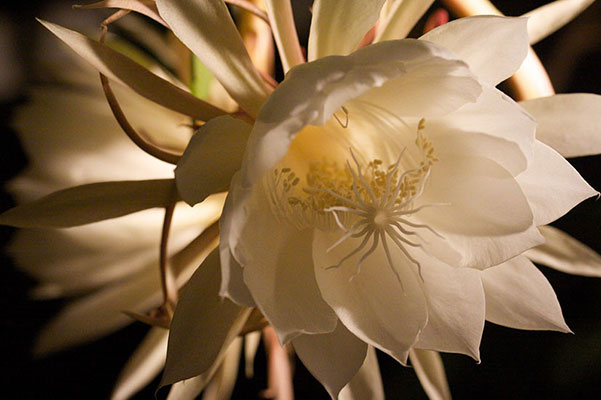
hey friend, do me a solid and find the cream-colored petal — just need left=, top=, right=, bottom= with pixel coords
left=308, top=0, right=385, bottom=60
left=111, top=327, right=168, bottom=400
left=525, top=0, right=595, bottom=45
left=264, top=0, right=304, bottom=72
left=420, top=15, right=529, bottom=86
left=201, top=338, right=242, bottom=400
left=292, top=323, right=368, bottom=399
left=243, top=331, right=261, bottom=378
left=481, top=256, right=570, bottom=332
left=375, top=0, right=435, bottom=42
left=525, top=225, right=601, bottom=278
left=409, top=349, right=451, bottom=400
left=156, top=0, right=268, bottom=117
left=237, top=186, right=338, bottom=343
left=75, top=0, right=167, bottom=27
left=339, top=346, right=384, bottom=400
left=38, top=20, right=225, bottom=121
left=175, top=116, right=252, bottom=206
left=0, top=179, right=176, bottom=228
left=520, top=93, right=601, bottom=158
left=415, top=253, right=485, bottom=360
left=161, top=249, right=251, bottom=387
left=313, top=230, right=428, bottom=364
left=517, top=140, right=597, bottom=226
left=242, top=39, right=479, bottom=185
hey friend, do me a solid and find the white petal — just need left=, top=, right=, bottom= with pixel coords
left=264, top=0, right=304, bottom=72
left=525, top=225, right=601, bottom=278
left=175, top=116, right=252, bottom=206
left=525, top=0, right=595, bottom=45
left=237, top=186, right=338, bottom=343
left=161, top=249, right=251, bottom=386
left=242, top=39, right=480, bottom=185
left=409, top=349, right=451, bottom=400
left=293, top=323, right=368, bottom=399
left=420, top=16, right=529, bottom=86
left=339, top=346, right=385, bottom=400
left=111, top=327, right=168, bottom=400
left=243, top=331, right=261, bottom=378
left=415, top=253, right=485, bottom=360
left=308, top=0, right=385, bottom=60
left=0, top=179, right=176, bottom=228
left=375, top=0, right=435, bottom=41
left=517, top=140, right=597, bottom=226
left=38, top=20, right=225, bottom=121
left=201, top=338, right=242, bottom=400
left=481, top=256, right=570, bottom=332
left=313, top=230, right=428, bottom=363
left=156, top=0, right=268, bottom=117
left=520, top=93, right=601, bottom=158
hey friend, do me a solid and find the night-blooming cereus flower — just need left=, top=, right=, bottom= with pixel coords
left=174, top=15, right=598, bottom=398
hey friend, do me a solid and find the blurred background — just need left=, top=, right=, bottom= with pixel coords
left=0, top=1, right=599, bottom=398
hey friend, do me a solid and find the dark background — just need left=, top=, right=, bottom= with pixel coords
left=0, top=1, right=600, bottom=399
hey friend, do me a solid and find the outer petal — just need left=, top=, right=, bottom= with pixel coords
left=175, top=116, right=252, bottom=206
left=525, top=0, right=595, bottom=45
left=313, top=230, right=428, bottom=363
left=525, top=225, right=601, bottom=278
left=236, top=186, right=338, bottom=343
left=242, top=39, right=480, bottom=185
left=414, top=252, right=485, bottom=360
left=308, top=0, right=385, bottom=60
left=409, top=349, right=452, bottom=400
left=517, top=140, right=598, bottom=226
left=481, top=256, right=571, bottom=332
left=75, top=0, right=168, bottom=27
left=292, top=323, right=368, bottom=399
left=375, top=0, right=435, bottom=42
left=520, top=93, right=601, bottom=158
left=264, top=0, right=304, bottom=72
left=420, top=16, right=529, bottom=86
left=161, top=249, right=251, bottom=387
left=156, top=0, right=268, bottom=117
left=39, top=20, right=225, bottom=121
left=339, top=347, right=385, bottom=400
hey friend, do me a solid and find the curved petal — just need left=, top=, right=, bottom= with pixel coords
left=420, top=15, right=529, bottom=86
left=415, top=252, right=485, bottom=360
left=525, top=0, right=595, bottom=45
left=375, top=0, right=435, bottom=42
left=175, top=116, right=252, bottom=206
left=156, top=0, right=268, bottom=117
left=517, top=140, right=597, bottom=226
left=161, top=249, right=251, bottom=387
left=242, top=39, right=480, bottom=185
left=520, top=93, right=601, bottom=158
left=75, top=0, right=168, bottom=27
left=481, top=256, right=571, bottom=332
left=313, top=230, right=428, bottom=363
left=200, top=338, right=242, bottom=400
left=292, top=323, right=368, bottom=399
left=308, top=0, right=385, bottom=60
left=237, top=186, right=338, bottom=343
left=264, top=0, right=304, bottom=72
left=525, top=225, right=601, bottom=278
left=409, top=349, right=451, bottom=400
left=339, top=346, right=384, bottom=400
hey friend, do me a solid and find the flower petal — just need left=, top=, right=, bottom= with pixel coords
left=420, top=15, right=529, bottom=86
left=111, top=327, right=168, bottom=400
left=75, top=0, right=168, bottom=27
left=517, top=140, right=598, bottom=226
left=161, top=249, right=252, bottom=387
left=415, top=253, right=485, bottom=360
left=236, top=186, right=338, bottom=343
left=525, top=225, right=601, bottom=278
left=200, top=338, right=242, bottom=400
left=264, top=0, right=304, bottom=72
left=308, top=0, right=385, bottom=60
left=375, top=0, right=435, bottom=41
left=156, top=0, right=268, bottom=117
left=481, top=256, right=570, bottom=332
left=525, top=0, right=595, bottom=45
left=292, top=323, right=368, bottom=399
left=242, top=39, right=480, bottom=185
left=0, top=179, right=176, bottom=228
left=313, top=230, right=428, bottom=363
left=175, top=116, right=252, bottom=206
left=409, top=349, right=452, bottom=400
left=339, top=346, right=385, bottom=400
left=520, top=93, right=601, bottom=158
left=38, top=20, right=225, bottom=121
